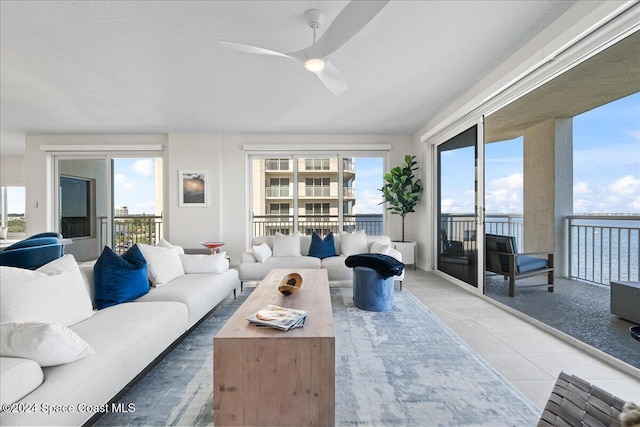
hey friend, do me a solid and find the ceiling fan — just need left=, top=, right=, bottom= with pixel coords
left=218, top=0, right=389, bottom=96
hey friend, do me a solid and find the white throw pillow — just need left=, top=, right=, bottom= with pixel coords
left=272, top=232, right=301, bottom=257
left=340, top=230, right=368, bottom=256
left=137, top=243, right=185, bottom=286
left=252, top=243, right=272, bottom=263
left=157, top=238, right=185, bottom=254
left=0, top=322, right=94, bottom=367
left=179, top=252, right=229, bottom=274
left=0, top=255, right=94, bottom=327
left=370, top=241, right=391, bottom=255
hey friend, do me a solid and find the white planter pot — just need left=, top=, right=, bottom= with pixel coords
left=392, top=241, right=416, bottom=269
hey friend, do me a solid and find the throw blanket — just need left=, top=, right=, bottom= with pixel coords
left=345, top=253, right=404, bottom=279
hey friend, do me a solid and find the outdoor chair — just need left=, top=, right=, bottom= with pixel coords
left=440, top=228, right=464, bottom=257
left=485, top=233, right=553, bottom=297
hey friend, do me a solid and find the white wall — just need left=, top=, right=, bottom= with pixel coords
left=0, top=156, right=25, bottom=186
left=21, top=132, right=413, bottom=265
left=165, top=133, right=223, bottom=251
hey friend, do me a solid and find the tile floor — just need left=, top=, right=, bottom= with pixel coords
left=402, top=268, right=640, bottom=410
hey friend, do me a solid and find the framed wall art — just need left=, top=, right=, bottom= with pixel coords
left=179, top=170, right=208, bottom=207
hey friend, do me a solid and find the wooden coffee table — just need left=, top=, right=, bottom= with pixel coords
left=213, top=269, right=335, bottom=426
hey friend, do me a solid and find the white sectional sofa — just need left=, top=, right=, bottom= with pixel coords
left=239, top=231, right=404, bottom=288
left=0, top=244, right=239, bottom=426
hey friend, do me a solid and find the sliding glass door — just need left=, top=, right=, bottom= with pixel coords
left=54, top=155, right=163, bottom=261
left=437, top=125, right=483, bottom=288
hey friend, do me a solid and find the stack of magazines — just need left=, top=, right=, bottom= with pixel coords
left=247, top=305, right=307, bottom=331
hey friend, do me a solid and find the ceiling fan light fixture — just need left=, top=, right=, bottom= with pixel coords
left=304, top=58, right=325, bottom=73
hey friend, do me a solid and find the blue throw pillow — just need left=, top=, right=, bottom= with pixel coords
left=308, top=231, right=337, bottom=259
left=94, top=245, right=149, bottom=310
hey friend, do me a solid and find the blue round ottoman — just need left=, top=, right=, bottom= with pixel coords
left=353, top=266, right=394, bottom=312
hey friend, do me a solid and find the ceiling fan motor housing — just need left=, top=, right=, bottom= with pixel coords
left=304, top=9, right=325, bottom=29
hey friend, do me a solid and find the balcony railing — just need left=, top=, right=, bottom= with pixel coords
left=266, top=187, right=291, bottom=198
left=441, top=213, right=639, bottom=286
left=252, top=214, right=383, bottom=237
left=568, top=215, right=639, bottom=285
left=304, top=187, right=332, bottom=197
left=440, top=214, right=523, bottom=253
left=99, top=215, right=163, bottom=254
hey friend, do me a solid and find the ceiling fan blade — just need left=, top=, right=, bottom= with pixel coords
left=316, top=61, right=348, bottom=96
left=218, top=39, right=296, bottom=61
left=306, top=0, right=389, bottom=59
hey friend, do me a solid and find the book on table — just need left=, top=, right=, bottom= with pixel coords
left=247, top=304, right=307, bottom=331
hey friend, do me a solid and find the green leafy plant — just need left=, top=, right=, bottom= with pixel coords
left=379, top=155, right=423, bottom=242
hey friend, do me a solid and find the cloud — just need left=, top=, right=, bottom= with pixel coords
left=609, top=175, right=639, bottom=195
left=573, top=182, right=591, bottom=194
left=353, top=190, right=383, bottom=214
left=114, top=173, right=126, bottom=184
left=123, top=182, right=136, bottom=191
left=132, top=159, right=154, bottom=176
left=627, top=129, right=640, bottom=140
left=487, top=173, right=523, bottom=190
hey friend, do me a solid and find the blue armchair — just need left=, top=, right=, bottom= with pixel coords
left=0, top=233, right=66, bottom=270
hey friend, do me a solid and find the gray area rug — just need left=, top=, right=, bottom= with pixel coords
left=97, top=287, right=540, bottom=426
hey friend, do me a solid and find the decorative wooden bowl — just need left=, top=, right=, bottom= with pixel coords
left=278, top=273, right=303, bottom=296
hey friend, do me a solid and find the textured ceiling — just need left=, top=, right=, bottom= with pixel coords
left=0, top=0, right=576, bottom=154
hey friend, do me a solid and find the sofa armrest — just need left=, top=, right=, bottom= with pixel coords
left=388, top=247, right=403, bottom=262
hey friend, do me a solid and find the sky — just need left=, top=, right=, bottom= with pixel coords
left=445, top=91, right=640, bottom=215
left=113, top=158, right=157, bottom=214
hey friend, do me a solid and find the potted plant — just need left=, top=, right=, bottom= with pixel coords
left=379, top=155, right=423, bottom=267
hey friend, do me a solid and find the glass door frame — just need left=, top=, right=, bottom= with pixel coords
left=431, top=118, right=486, bottom=294
left=52, top=151, right=163, bottom=255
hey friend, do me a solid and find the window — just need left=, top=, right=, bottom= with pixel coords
left=305, top=178, right=331, bottom=197
left=60, top=176, right=92, bottom=238
left=1, top=186, right=26, bottom=237
left=304, top=158, right=330, bottom=171
left=269, top=203, right=290, bottom=215
left=267, top=178, right=289, bottom=197
left=266, top=159, right=290, bottom=171
left=305, top=203, right=330, bottom=215
left=250, top=154, right=385, bottom=237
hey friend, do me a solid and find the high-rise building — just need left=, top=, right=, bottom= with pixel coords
left=251, top=158, right=356, bottom=236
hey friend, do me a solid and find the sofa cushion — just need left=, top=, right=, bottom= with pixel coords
left=0, top=357, right=43, bottom=406
left=320, top=255, right=353, bottom=282
left=137, top=243, right=185, bottom=286
left=370, top=241, right=391, bottom=254
left=273, top=232, right=301, bottom=256
left=239, top=256, right=321, bottom=282
left=252, top=243, right=272, bottom=262
left=0, top=321, right=94, bottom=367
left=516, top=255, right=549, bottom=274
left=157, top=238, right=185, bottom=254
left=308, top=232, right=337, bottom=259
left=179, top=252, right=229, bottom=274
left=135, top=269, right=239, bottom=328
left=0, top=254, right=94, bottom=327
left=94, top=245, right=149, bottom=309
left=340, top=230, right=368, bottom=256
